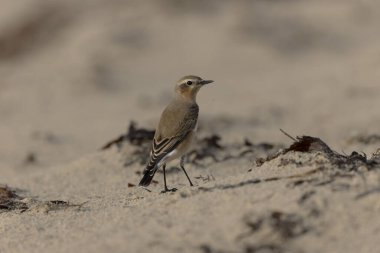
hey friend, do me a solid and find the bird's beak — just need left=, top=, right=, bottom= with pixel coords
left=199, top=79, right=214, bottom=85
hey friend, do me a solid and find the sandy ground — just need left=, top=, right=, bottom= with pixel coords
left=1, top=0, right=380, bottom=252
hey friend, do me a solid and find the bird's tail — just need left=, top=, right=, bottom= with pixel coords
left=138, top=164, right=157, bottom=187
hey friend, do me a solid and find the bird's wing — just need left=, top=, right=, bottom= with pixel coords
left=146, top=104, right=198, bottom=169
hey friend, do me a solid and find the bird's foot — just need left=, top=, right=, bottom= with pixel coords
left=161, top=187, right=177, bottom=194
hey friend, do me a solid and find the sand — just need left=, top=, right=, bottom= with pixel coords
left=1, top=0, right=380, bottom=252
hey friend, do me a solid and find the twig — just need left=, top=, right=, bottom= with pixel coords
left=280, top=129, right=297, bottom=142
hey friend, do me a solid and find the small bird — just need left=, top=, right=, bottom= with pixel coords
left=139, top=75, right=214, bottom=192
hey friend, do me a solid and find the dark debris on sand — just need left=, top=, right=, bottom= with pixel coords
left=102, top=121, right=283, bottom=168
left=101, top=122, right=155, bottom=167
left=102, top=123, right=380, bottom=185
left=0, top=186, right=86, bottom=214
left=0, top=186, right=28, bottom=212
left=101, top=121, right=155, bottom=150
left=257, top=136, right=380, bottom=171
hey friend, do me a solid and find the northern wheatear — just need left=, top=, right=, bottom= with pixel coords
left=139, top=75, right=214, bottom=192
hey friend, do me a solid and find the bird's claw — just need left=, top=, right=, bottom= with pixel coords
left=161, top=187, right=177, bottom=193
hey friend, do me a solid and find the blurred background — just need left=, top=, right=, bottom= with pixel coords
left=1, top=0, right=380, bottom=173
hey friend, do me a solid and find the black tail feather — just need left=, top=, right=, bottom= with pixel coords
left=138, top=165, right=157, bottom=187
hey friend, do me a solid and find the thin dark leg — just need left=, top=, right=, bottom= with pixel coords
left=161, top=164, right=177, bottom=193
left=180, top=156, right=194, bottom=186
left=163, top=164, right=168, bottom=191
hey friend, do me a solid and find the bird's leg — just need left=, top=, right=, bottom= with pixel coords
left=161, top=164, right=177, bottom=193
left=163, top=164, right=168, bottom=191
left=180, top=156, right=194, bottom=186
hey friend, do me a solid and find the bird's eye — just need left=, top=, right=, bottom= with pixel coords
left=186, top=81, right=193, bottom=86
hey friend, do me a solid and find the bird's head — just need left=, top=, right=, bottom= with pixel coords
left=175, top=75, right=214, bottom=101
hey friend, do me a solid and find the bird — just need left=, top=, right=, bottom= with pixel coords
left=138, top=75, right=214, bottom=192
